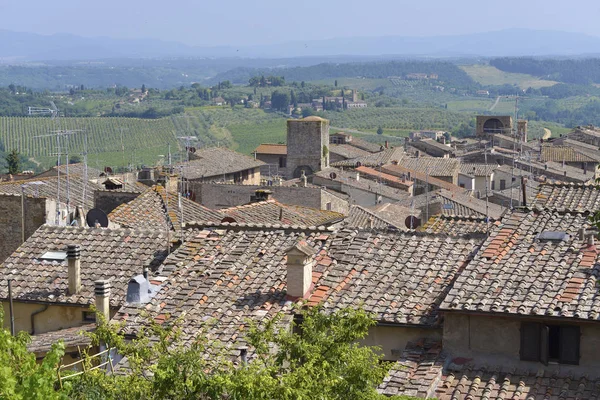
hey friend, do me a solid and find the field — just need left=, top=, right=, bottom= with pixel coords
left=0, top=116, right=179, bottom=169
left=0, top=107, right=293, bottom=169
left=323, top=107, right=471, bottom=131
left=460, top=65, right=558, bottom=89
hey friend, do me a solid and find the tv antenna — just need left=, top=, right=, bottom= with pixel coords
left=28, top=101, right=59, bottom=119
left=34, top=129, right=83, bottom=224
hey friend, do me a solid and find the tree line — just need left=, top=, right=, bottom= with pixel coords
left=490, top=57, right=600, bottom=84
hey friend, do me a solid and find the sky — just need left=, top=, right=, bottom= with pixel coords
left=1, top=0, right=600, bottom=47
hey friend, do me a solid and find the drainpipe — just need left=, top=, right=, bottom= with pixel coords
left=30, top=305, right=49, bottom=335
left=7, top=279, right=14, bottom=336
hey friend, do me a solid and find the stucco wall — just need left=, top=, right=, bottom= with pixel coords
left=1, top=301, right=117, bottom=335
left=362, top=325, right=442, bottom=361
left=443, top=313, right=600, bottom=370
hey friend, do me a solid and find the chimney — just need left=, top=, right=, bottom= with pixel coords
left=415, top=150, right=420, bottom=158
left=385, top=140, right=389, bottom=149
left=94, top=280, right=111, bottom=323
left=67, top=245, right=81, bottom=295
left=126, top=275, right=151, bottom=304
left=579, top=228, right=586, bottom=240
left=286, top=241, right=315, bottom=299
left=300, top=170, right=307, bottom=187
left=588, top=235, right=595, bottom=247
left=356, top=172, right=360, bottom=181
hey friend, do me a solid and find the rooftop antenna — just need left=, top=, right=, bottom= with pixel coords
left=119, top=127, right=129, bottom=169
left=36, top=129, right=82, bottom=223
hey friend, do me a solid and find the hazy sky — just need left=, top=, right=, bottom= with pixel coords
left=1, top=0, right=599, bottom=46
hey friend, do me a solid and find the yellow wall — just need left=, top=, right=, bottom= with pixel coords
left=1, top=301, right=115, bottom=335
left=361, top=325, right=442, bottom=361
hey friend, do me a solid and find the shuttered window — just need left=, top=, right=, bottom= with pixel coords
left=520, top=322, right=580, bottom=365
left=520, top=322, right=541, bottom=361
left=559, top=326, right=580, bottom=365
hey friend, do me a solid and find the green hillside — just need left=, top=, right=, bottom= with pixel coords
left=0, top=116, right=180, bottom=168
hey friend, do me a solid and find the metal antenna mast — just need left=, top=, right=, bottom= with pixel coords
left=34, top=129, right=82, bottom=224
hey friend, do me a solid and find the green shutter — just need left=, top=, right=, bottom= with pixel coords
left=520, top=322, right=541, bottom=361
left=559, top=326, right=580, bottom=365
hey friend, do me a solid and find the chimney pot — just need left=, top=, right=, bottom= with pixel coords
left=67, top=244, right=81, bottom=295
left=579, top=228, right=586, bottom=240
left=94, top=279, right=111, bottom=324
left=588, top=234, right=595, bottom=246
left=286, top=242, right=314, bottom=299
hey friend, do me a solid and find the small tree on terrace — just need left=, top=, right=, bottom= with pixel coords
left=6, top=149, right=21, bottom=174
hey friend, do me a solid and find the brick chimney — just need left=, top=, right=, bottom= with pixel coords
left=286, top=241, right=315, bottom=299
left=67, top=245, right=81, bottom=295
left=94, top=280, right=111, bottom=323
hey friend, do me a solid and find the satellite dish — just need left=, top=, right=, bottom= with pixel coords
left=404, top=216, right=421, bottom=229
left=86, top=208, right=109, bottom=228
left=104, top=167, right=113, bottom=174
left=329, top=172, right=337, bottom=179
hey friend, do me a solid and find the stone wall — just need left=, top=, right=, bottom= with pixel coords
left=190, top=183, right=348, bottom=214
left=94, top=190, right=140, bottom=214
left=286, top=118, right=329, bottom=179
left=0, top=194, right=53, bottom=263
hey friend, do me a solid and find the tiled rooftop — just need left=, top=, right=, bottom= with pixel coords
left=176, top=147, right=265, bottom=180
left=412, top=138, right=454, bottom=154
left=306, top=229, right=482, bottom=325
left=437, top=189, right=506, bottom=220
left=398, top=157, right=460, bottom=178
left=219, top=199, right=345, bottom=226
left=330, top=148, right=405, bottom=167
left=0, top=226, right=169, bottom=307
left=0, top=175, right=101, bottom=210
left=530, top=182, right=600, bottom=212
left=440, top=210, right=600, bottom=321
left=315, top=168, right=411, bottom=201
left=116, top=227, right=481, bottom=354
left=253, top=143, right=287, bottom=155
left=459, top=163, right=497, bottom=177
left=109, top=186, right=223, bottom=230
left=419, top=215, right=493, bottom=235
left=379, top=339, right=600, bottom=399
left=344, top=205, right=402, bottom=230
left=381, top=164, right=462, bottom=193
left=329, top=144, right=371, bottom=159
left=541, top=145, right=597, bottom=163
left=27, top=324, right=95, bottom=354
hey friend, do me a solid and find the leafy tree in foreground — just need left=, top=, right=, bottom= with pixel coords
left=63, top=306, right=414, bottom=400
left=6, top=149, right=21, bottom=174
left=0, top=310, right=66, bottom=400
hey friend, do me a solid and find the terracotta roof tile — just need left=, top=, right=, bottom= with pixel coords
left=0, top=225, right=170, bottom=307
left=440, top=210, right=600, bottom=321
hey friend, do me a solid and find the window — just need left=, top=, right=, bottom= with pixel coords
left=491, top=181, right=495, bottom=190
left=459, top=183, right=465, bottom=188
left=279, top=156, right=287, bottom=168
left=326, top=202, right=332, bottom=211
left=82, top=311, right=96, bottom=322
left=500, top=179, right=506, bottom=190
left=520, top=322, right=580, bottom=365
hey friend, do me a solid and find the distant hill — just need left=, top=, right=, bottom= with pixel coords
left=2, top=29, right=600, bottom=61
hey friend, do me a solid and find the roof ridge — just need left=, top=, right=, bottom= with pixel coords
left=183, top=221, right=335, bottom=232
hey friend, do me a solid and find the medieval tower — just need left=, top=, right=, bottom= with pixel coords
left=286, top=116, right=330, bottom=179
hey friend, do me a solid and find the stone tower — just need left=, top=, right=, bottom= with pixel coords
left=286, top=116, right=330, bottom=179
